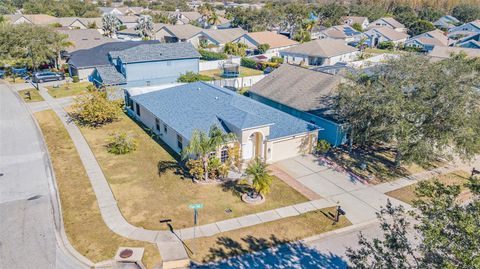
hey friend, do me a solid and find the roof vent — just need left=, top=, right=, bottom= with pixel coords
left=197, top=87, right=201, bottom=90
left=215, top=97, right=218, bottom=100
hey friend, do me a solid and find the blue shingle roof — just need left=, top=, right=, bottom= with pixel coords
left=130, top=82, right=317, bottom=140
left=109, top=42, right=201, bottom=63
left=95, top=65, right=126, bottom=85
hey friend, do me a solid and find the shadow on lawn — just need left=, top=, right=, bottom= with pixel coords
left=191, top=234, right=347, bottom=268
left=220, top=180, right=251, bottom=197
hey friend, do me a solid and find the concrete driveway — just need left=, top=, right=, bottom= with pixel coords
left=272, top=155, right=411, bottom=224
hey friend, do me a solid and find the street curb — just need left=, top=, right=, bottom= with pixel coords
left=9, top=83, right=94, bottom=268
left=302, top=219, right=379, bottom=244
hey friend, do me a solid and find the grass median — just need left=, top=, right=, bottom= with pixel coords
left=34, top=110, right=161, bottom=268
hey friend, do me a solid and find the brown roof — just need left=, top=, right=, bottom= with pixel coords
left=341, top=16, right=368, bottom=26
left=201, top=28, right=246, bottom=44
left=366, top=27, right=409, bottom=41
left=250, top=64, right=341, bottom=118
left=7, top=14, right=57, bottom=25
left=282, top=39, right=358, bottom=58
left=429, top=46, right=480, bottom=59
left=243, top=31, right=298, bottom=49
left=158, top=24, right=203, bottom=39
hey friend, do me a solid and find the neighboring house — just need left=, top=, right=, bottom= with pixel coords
left=58, top=29, right=116, bottom=54
left=233, top=31, right=299, bottom=54
left=280, top=39, right=359, bottom=66
left=363, top=27, right=409, bottom=47
left=341, top=16, right=369, bottom=30
left=5, top=14, right=57, bottom=25
left=50, top=17, right=102, bottom=29
left=116, top=15, right=140, bottom=29
left=175, top=11, right=203, bottom=25
left=98, top=6, right=147, bottom=16
left=433, top=15, right=460, bottom=30
left=91, top=42, right=201, bottom=88
left=454, top=33, right=480, bottom=49
left=192, top=28, right=247, bottom=49
left=404, top=29, right=449, bottom=51
left=125, top=81, right=318, bottom=163
left=250, top=64, right=346, bottom=146
left=428, top=46, right=480, bottom=60
left=368, top=17, right=407, bottom=32
left=155, top=24, right=203, bottom=43
left=98, top=7, right=125, bottom=15
left=319, top=25, right=363, bottom=43
left=67, top=41, right=158, bottom=80
left=310, top=25, right=327, bottom=40
left=448, top=20, right=480, bottom=39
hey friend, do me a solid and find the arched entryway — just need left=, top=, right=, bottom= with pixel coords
left=245, top=132, right=264, bottom=160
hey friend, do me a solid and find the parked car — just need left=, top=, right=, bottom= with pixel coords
left=0, top=70, right=4, bottom=79
left=32, top=71, right=64, bottom=83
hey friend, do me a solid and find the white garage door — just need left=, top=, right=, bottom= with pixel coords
left=271, top=135, right=309, bottom=163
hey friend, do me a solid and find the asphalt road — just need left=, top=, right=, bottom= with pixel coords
left=0, top=83, right=86, bottom=269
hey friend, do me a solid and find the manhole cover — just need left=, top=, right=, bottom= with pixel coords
left=27, top=195, right=42, bottom=201
left=119, top=249, right=133, bottom=258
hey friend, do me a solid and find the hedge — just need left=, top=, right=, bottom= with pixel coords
left=240, top=57, right=257, bottom=69
left=199, top=49, right=227, bottom=61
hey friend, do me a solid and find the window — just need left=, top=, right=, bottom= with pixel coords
left=155, top=118, right=160, bottom=131
left=163, top=124, right=168, bottom=133
left=177, top=134, right=183, bottom=150
left=135, top=103, right=140, bottom=116
left=209, top=151, right=217, bottom=158
left=220, top=146, right=229, bottom=163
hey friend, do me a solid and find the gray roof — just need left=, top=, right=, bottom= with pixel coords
left=57, top=29, right=116, bottom=52
left=250, top=64, right=341, bottom=120
left=130, top=82, right=317, bottom=140
left=108, top=42, right=200, bottom=63
left=201, top=28, right=247, bottom=44
left=95, top=65, right=126, bottom=85
left=157, top=24, right=203, bottom=39
left=68, top=40, right=159, bottom=69
left=281, top=39, right=358, bottom=58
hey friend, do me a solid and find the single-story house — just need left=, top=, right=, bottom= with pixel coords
left=91, top=42, right=200, bottom=88
left=433, top=15, right=460, bottom=30
left=5, top=14, right=57, bottom=25
left=67, top=40, right=158, bottom=81
left=280, top=39, right=359, bottom=66
left=58, top=29, right=116, bottom=53
left=155, top=24, right=203, bottom=43
left=192, top=28, right=247, bottom=49
left=125, top=81, right=318, bottom=163
left=175, top=11, right=231, bottom=29
left=98, top=7, right=147, bottom=16
left=249, top=64, right=346, bottom=147
left=448, top=20, right=480, bottom=36
left=233, top=31, right=299, bottom=54
left=319, top=25, right=363, bottom=43
left=341, top=16, right=369, bottom=30
left=428, top=46, right=480, bottom=60
left=367, top=17, right=407, bottom=33
left=363, top=27, right=409, bottom=47
left=404, top=29, right=449, bottom=51
left=454, top=33, right=480, bottom=49
left=116, top=15, right=140, bottom=29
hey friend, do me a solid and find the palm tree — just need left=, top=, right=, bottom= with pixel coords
left=182, top=125, right=236, bottom=181
left=245, top=157, right=273, bottom=198
left=102, top=14, right=120, bottom=38
left=135, top=15, right=154, bottom=39
left=207, top=13, right=220, bottom=29
left=303, top=19, right=315, bottom=34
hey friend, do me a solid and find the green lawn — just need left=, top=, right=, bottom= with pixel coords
left=35, top=110, right=161, bottom=268
left=200, top=67, right=263, bottom=80
left=386, top=171, right=471, bottom=204
left=77, top=112, right=309, bottom=230
left=186, top=207, right=351, bottom=263
left=5, top=76, right=28, bottom=84
left=47, top=81, right=92, bottom=98
left=18, top=88, right=44, bottom=102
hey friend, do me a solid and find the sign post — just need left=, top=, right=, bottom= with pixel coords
left=189, top=203, right=203, bottom=254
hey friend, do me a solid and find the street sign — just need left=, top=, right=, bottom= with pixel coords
left=189, top=203, right=204, bottom=209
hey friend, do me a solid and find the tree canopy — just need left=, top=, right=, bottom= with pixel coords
left=336, top=54, right=480, bottom=167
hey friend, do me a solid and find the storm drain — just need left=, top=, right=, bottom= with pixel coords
left=27, top=195, right=42, bottom=201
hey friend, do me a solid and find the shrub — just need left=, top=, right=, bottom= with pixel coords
left=106, top=132, right=137, bottom=154
left=208, top=157, right=222, bottom=179
left=224, top=42, right=248, bottom=56
left=240, top=57, right=257, bottom=69
left=199, top=49, right=227, bottom=61
left=377, top=41, right=395, bottom=50
left=315, top=139, right=331, bottom=155
left=70, top=91, right=121, bottom=127
left=270, top=56, right=284, bottom=63
left=72, top=75, right=79, bottom=83
left=256, top=43, right=270, bottom=54
left=177, top=71, right=214, bottom=82
left=186, top=159, right=204, bottom=180
left=258, top=61, right=280, bottom=71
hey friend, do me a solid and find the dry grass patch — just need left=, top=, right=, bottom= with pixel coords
left=34, top=110, right=161, bottom=268
left=78, top=113, right=309, bottom=230
left=5, top=76, right=28, bottom=84
left=18, top=88, right=44, bottom=102
left=186, top=207, right=351, bottom=263
left=47, top=81, right=91, bottom=98
left=386, top=171, right=471, bottom=205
